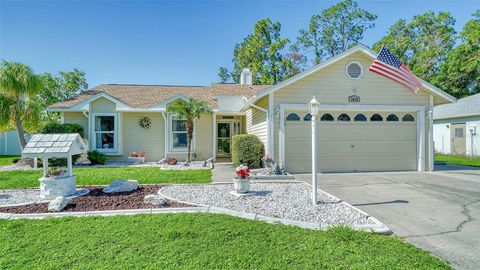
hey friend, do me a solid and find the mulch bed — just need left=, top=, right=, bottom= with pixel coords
left=0, top=185, right=192, bottom=214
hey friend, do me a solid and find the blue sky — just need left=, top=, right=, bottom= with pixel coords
left=0, top=0, right=478, bottom=88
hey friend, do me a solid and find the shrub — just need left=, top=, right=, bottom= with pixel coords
left=40, top=123, right=86, bottom=167
left=41, top=122, right=85, bottom=138
left=87, top=150, right=108, bottom=165
left=231, top=134, right=264, bottom=168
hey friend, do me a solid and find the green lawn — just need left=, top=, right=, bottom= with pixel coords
left=435, top=154, right=480, bottom=167
left=0, top=155, right=19, bottom=166
left=0, top=214, right=450, bottom=269
left=0, top=167, right=211, bottom=189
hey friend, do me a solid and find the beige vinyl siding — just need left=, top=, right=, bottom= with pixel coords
left=246, top=96, right=268, bottom=148
left=122, top=112, right=165, bottom=162
left=89, top=97, right=117, bottom=113
left=193, top=113, right=213, bottom=160
left=272, top=51, right=432, bottom=171
left=63, top=112, right=88, bottom=136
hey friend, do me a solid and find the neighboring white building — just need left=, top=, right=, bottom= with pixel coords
left=433, top=93, right=480, bottom=156
left=0, top=130, right=29, bottom=156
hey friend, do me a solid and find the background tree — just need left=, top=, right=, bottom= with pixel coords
left=38, top=69, right=88, bottom=122
left=0, top=61, right=43, bottom=149
left=373, top=11, right=456, bottom=83
left=218, top=67, right=231, bottom=83
left=167, top=98, right=212, bottom=164
left=294, top=0, right=376, bottom=64
left=435, top=10, right=480, bottom=97
left=228, top=18, right=304, bottom=85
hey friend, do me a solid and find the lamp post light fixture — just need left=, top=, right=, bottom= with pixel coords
left=309, top=96, right=320, bottom=205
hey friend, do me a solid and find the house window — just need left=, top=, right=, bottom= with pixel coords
left=303, top=113, right=312, bottom=121
left=338, top=113, right=351, bottom=121
left=286, top=113, right=300, bottom=121
left=386, top=114, right=399, bottom=121
left=170, top=115, right=188, bottom=151
left=455, top=128, right=464, bottom=138
left=94, top=114, right=117, bottom=152
left=320, top=113, right=334, bottom=121
left=354, top=114, right=367, bottom=121
left=370, top=114, right=383, bottom=121
left=402, top=114, right=415, bottom=122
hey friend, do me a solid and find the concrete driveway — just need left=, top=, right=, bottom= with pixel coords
left=294, top=165, right=480, bottom=270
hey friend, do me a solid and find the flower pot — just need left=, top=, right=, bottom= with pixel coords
left=128, top=156, right=145, bottom=164
left=233, top=178, right=251, bottom=193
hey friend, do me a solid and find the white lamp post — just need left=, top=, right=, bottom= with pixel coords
left=309, top=96, right=320, bottom=205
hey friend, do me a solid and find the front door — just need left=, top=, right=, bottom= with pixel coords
left=217, top=121, right=241, bottom=156
left=450, top=123, right=466, bottom=155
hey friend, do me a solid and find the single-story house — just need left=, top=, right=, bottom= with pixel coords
left=47, top=44, right=455, bottom=173
left=433, top=93, right=479, bottom=156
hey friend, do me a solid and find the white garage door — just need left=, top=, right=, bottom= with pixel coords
left=285, top=111, right=417, bottom=173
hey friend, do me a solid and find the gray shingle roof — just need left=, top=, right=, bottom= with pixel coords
left=22, top=133, right=87, bottom=158
left=434, top=93, right=480, bottom=120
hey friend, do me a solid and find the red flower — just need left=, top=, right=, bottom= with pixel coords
left=140, top=152, right=145, bottom=157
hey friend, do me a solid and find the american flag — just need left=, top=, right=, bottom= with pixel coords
left=369, top=47, right=423, bottom=93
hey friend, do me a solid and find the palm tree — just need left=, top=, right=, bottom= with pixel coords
left=167, top=98, right=212, bottom=164
left=0, top=61, right=42, bottom=150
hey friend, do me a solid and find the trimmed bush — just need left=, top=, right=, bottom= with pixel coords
left=87, top=150, right=108, bottom=165
left=231, top=134, right=264, bottom=168
left=41, top=123, right=85, bottom=138
left=40, top=123, right=86, bottom=167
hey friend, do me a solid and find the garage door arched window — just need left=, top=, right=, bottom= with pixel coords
left=303, top=113, right=312, bottom=121
left=286, top=113, right=300, bottom=121
left=386, top=114, right=399, bottom=121
left=337, top=113, right=351, bottom=121
left=370, top=114, right=383, bottom=121
left=354, top=114, right=367, bottom=121
left=320, top=113, right=334, bottom=121
left=402, top=114, right=415, bottom=122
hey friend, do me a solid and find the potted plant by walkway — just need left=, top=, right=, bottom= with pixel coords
left=233, top=165, right=251, bottom=193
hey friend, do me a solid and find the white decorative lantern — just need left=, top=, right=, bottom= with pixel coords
left=309, top=96, right=320, bottom=117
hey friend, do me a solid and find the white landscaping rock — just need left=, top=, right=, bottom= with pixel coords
left=48, top=196, right=72, bottom=212
left=144, top=194, right=168, bottom=206
left=103, top=180, right=139, bottom=193
left=160, top=183, right=375, bottom=227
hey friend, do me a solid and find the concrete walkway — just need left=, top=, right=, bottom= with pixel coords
left=294, top=165, right=480, bottom=270
left=212, top=163, right=235, bottom=183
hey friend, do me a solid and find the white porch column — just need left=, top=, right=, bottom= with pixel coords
left=268, top=93, right=274, bottom=158
left=428, top=95, right=434, bottom=171
left=417, top=109, right=426, bottom=171
left=162, top=112, right=168, bottom=159
left=279, top=105, right=285, bottom=166
left=212, top=112, right=216, bottom=161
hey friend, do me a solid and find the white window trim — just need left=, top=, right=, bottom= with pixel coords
left=345, top=61, right=363, bottom=80
left=168, top=114, right=195, bottom=153
left=90, top=113, right=119, bottom=153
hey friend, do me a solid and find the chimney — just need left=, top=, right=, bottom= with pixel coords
left=240, top=68, right=252, bottom=85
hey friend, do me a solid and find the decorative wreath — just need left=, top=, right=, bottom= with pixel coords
left=138, top=117, right=151, bottom=129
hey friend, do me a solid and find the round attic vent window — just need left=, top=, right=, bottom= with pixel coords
left=346, top=62, right=363, bottom=79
